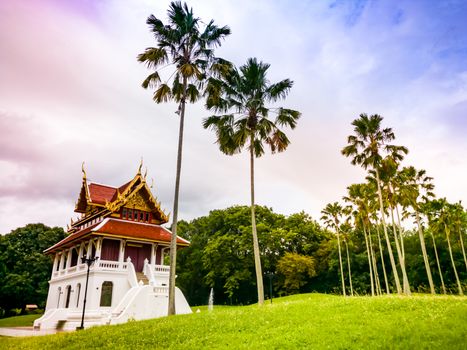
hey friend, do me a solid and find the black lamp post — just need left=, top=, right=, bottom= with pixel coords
left=265, top=271, right=275, bottom=304
left=77, top=255, right=99, bottom=330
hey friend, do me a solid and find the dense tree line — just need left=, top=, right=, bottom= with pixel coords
left=176, top=202, right=466, bottom=305
left=176, top=206, right=328, bottom=305
left=0, top=224, right=66, bottom=315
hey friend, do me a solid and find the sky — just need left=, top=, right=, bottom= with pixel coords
left=1, top=0, right=466, bottom=234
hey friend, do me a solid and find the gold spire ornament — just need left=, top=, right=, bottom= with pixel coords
left=137, top=158, right=143, bottom=175
left=81, top=162, right=87, bottom=182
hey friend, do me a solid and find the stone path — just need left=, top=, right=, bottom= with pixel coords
left=0, top=327, right=60, bottom=337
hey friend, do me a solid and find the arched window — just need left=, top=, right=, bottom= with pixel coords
left=76, top=283, right=81, bottom=308
left=65, top=285, right=72, bottom=308
left=100, top=281, right=113, bottom=307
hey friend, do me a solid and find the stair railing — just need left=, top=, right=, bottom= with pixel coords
left=143, top=258, right=156, bottom=286
left=126, top=257, right=138, bottom=288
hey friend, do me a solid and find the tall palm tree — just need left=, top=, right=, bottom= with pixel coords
left=203, top=58, right=300, bottom=305
left=137, top=1, right=230, bottom=315
left=422, top=201, right=447, bottom=294
left=342, top=114, right=408, bottom=295
left=341, top=209, right=355, bottom=296
left=344, top=184, right=376, bottom=295
left=321, top=202, right=347, bottom=296
left=452, top=202, right=467, bottom=271
left=432, top=199, right=463, bottom=295
left=372, top=158, right=411, bottom=295
left=398, top=166, right=436, bottom=294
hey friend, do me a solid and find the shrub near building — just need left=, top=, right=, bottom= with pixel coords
left=0, top=224, right=66, bottom=316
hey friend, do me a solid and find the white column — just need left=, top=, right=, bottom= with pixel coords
left=65, top=249, right=72, bottom=269
left=86, top=239, right=93, bottom=259
left=151, top=243, right=157, bottom=267
left=78, top=243, right=84, bottom=263
left=51, top=254, right=59, bottom=277
left=118, top=240, right=125, bottom=265
left=59, top=252, right=65, bottom=270
left=95, top=237, right=103, bottom=258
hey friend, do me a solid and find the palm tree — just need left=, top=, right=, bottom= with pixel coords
left=137, top=1, right=230, bottom=315
left=345, top=184, right=375, bottom=295
left=203, top=58, right=300, bottom=305
left=321, top=202, right=347, bottom=296
left=398, top=166, right=435, bottom=294
left=452, top=202, right=467, bottom=271
left=422, top=201, right=447, bottom=294
left=342, top=114, right=408, bottom=295
left=373, top=158, right=411, bottom=295
left=432, top=199, right=463, bottom=295
left=341, top=215, right=355, bottom=296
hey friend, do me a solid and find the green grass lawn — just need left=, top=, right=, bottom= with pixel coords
left=0, top=314, right=42, bottom=328
left=1, top=293, right=466, bottom=349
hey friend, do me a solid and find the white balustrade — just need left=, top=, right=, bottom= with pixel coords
left=51, top=260, right=129, bottom=280
left=154, top=265, right=170, bottom=274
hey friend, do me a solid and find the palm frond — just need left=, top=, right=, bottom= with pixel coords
left=141, top=72, right=161, bottom=89
left=153, top=83, right=172, bottom=103
left=276, top=108, right=301, bottom=129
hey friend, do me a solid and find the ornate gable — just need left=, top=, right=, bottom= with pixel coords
left=105, top=173, right=169, bottom=224
left=75, top=163, right=91, bottom=213
left=72, top=162, right=169, bottom=227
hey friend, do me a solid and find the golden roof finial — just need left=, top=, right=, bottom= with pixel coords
left=150, top=178, right=154, bottom=189
left=143, top=167, right=148, bottom=180
left=137, top=157, right=143, bottom=175
left=81, top=161, right=87, bottom=182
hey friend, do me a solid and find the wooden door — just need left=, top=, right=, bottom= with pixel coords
left=124, top=243, right=151, bottom=272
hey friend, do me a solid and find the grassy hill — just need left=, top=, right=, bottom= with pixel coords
left=1, top=293, right=466, bottom=349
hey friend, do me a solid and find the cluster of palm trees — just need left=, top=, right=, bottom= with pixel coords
left=321, top=114, right=466, bottom=296
left=138, top=2, right=300, bottom=311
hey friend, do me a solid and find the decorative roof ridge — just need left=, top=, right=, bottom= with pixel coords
left=92, top=217, right=110, bottom=232
left=88, top=182, right=118, bottom=189
left=44, top=222, right=100, bottom=254
left=105, top=217, right=162, bottom=228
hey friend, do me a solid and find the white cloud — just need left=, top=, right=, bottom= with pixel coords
left=0, top=0, right=466, bottom=233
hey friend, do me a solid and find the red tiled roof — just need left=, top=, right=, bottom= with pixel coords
left=44, top=218, right=189, bottom=254
left=97, top=219, right=189, bottom=245
left=88, top=183, right=117, bottom=205
left=44, top=223, right=98, bottom=254
left=118, top=180, right=132, bottom=195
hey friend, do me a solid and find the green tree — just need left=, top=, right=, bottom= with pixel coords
left=137, top=1, right=230, bottom=315
left=342, top=114, right=408, bottom=295
left=0, top=224, right=66, bottom=314
left=203, top=58, right=300, bottom=305
left=276, top=253, right=316, bottom=294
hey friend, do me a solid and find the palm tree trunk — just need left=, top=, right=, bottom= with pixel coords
left=458, top=227, right=467, bottom=271
left=168, top=81, right=187, bottom=315
left=394, top=205, right=406, bottom=260
left=367, top=228, right=381, bottom=295
left=444, top=224, right=463, bottom=296
left=389, top=205, right=411, bottom=295
left=375, top=169, right=402, bottom=294
left=336, top=229, right=346, bottom=296
left=250, top=135, right=264, bottom=305
left=375, top=223, right=390, bottom=294
left=415, top=211, right=435, bottom=294
left=344, top=239, right=354, bottom=296
left=362, top=223, right=375, bottom=296
left=430, top=230, right=447, bottom=295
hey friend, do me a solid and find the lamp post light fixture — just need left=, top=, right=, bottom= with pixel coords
left=76, top=255, right=99, bottom=330
left=265, top=271, right=275, bottom=304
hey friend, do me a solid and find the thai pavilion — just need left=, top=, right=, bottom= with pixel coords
left=34, top=165, right=191, bottom=331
